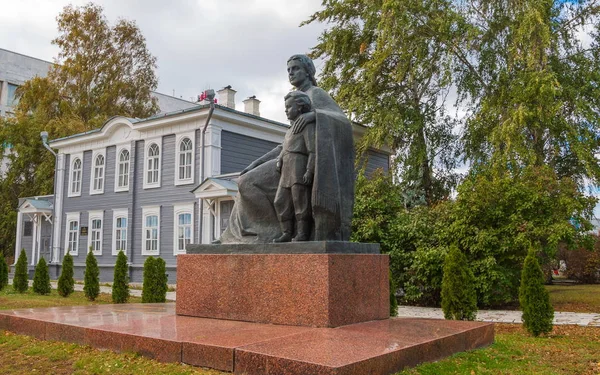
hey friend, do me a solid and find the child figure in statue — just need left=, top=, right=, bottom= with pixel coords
left=273, top=91, right=316, bottom=242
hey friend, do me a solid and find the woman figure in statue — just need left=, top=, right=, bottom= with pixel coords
left=218, top=54, right=354, bottom=244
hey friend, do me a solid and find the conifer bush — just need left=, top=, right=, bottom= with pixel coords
left=112, top=250, right=130, bottom=303
left=141, top=256, right=156, bottom=303
left=57, top=252, right=75, bottom=297
left=13, top=249, right=29, bottom=293
left=520, top=248, right=554, bottom=336
left=441, top=246, right=477, bottom=321
left=83, top=248, right=100, bottom=301
left=32, top=257, right=52, bottom=295
left=142, top=256, right=168, bottom=303
left=0, top=253, right=8, bottom=291
left=155, top=257, right=168, bottom=303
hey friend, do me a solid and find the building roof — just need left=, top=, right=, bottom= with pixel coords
left=49, top=103, right=289, bottom=145
left=18, top=196, right=53, bottom=213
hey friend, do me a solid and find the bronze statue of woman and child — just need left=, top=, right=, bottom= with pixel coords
left=217, top=54, right=355, bottom=244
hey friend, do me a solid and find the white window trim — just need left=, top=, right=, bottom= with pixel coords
left=87, top=210, right=104, bottom=255
left=142, top=206, right=160, bottom=255
left=89, top=149, right=106, bottom=195
left=173, top=202, right=195, bottom=255
left=143, top=138, right=162, bottom=189
left=114, top=145, right=131, bottom=193
left=64, top=212, right=80, bottom=256
left=112, top=208, right=128, bottom=256
left=175, top=132, right=196, bottom=186
left=67, top=152, right=83, bottom=197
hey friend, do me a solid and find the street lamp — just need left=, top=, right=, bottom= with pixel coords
left=40, top=131, right=58, bottom=264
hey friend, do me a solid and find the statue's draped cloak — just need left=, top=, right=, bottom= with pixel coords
left=219, top=86, right=354, bottom=243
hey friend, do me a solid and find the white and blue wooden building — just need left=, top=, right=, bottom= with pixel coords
left=15, top=87, right=390, bottom=282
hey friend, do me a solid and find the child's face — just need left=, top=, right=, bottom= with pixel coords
left=285, top=97, right=300, bottom=121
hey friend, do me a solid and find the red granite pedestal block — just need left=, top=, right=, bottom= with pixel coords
left=176, top=253, right=389, bottom=328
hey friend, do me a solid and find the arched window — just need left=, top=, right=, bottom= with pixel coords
left=146, top=143, right=160, bottom=185
left=118, top=149, right=130, bottom=189
left=70, top=158, right=82, bottom=195
left=178, top=137, right=193, bottom=181
left=92, top=154, right=105, bottom=192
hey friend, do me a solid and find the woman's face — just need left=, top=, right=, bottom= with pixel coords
left=287, top=59, right=308, bottom=87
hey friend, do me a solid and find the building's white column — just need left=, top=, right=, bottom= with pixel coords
left=52, top=153, right=65, bottom=263
left=201, top=199, right=216, bottom=244
left=36, top=215, right=42, bottom=263
left=14, top=211, right=23, bottom=265
left=204, top=124, right=222, bottom=178
left=31, top=215, right=38, bottom=266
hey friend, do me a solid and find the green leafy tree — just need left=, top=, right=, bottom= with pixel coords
left=13, top=249, right=29, bottom=293
left=455, top=1, right=600, bottom=183
left=112, top=250, right=130, bottom=303
left=32, top=257, right=52, bottom=295
left=83, top=248, right=100, bottom=301
left=0, top=2, right=159, bottom=259
left=0, top=253, right=8, bottom=290
left=451, top=166, right=594, bottom=307
left=520, top=248, right=554, bottom=336
left=389, top=270, right=398, bottom=317
left=57, top=252, right=74, bottom=297
left=304, top=0, right=460, bottom=205
left=141, top=256, right=156, bottom=303
left=441, top=246, right=477, bottom=320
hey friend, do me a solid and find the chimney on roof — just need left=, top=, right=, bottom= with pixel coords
left=217, top=85, right=236, bottom=109
left=243, top=95, right=261, bottom=116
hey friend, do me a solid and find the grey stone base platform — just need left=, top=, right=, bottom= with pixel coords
left=186, top=241, right=380, bottom=254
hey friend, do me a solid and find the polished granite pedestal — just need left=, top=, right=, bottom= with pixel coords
left=0, top=303, right=494, bottom=374
left=176, top=250, right=389, bottom=327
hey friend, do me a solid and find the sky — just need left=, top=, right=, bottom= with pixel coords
left=0, top=0, right=328, bottom=123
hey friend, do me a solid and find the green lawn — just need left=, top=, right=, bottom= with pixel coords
left=0, top=287, right=142, bottom=310
left=0, top=331, right=226, bottom=375
left=547, top=284, right=600, bottom=313
left=396, top=324, right=600, bottom=375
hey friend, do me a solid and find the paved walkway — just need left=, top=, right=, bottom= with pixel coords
left=396, top=306, right=600, bottom=327
left=11, top=280, right=600, bottom=326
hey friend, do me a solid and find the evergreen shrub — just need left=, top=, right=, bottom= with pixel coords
left=33, top=257, right=52, bottom=295
left=520, top=248, right=554, bottom=336
left=112, top=250, right=130, bottom=303
left=0, top=253, right=9, bottom=290
left=142, top=256, right=168, bottom=303
left=13, top=249, right=29, bottom=293
left=57, top=252, right=75, bottom=297
left=441, top=246, right=477, bottom=321
left=141, top=256, right=156, bottom=303
left=83, top=248, right=100, bottom=301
